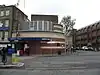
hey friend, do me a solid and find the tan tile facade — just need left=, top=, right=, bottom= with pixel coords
left=12, top=31, right=65, bottom=54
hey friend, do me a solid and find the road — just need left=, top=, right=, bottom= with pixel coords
left=1, top=51, right=100, bottom=75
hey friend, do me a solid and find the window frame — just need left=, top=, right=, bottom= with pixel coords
left=5, top=10, right=10, bottom=16
left=34, top=21, right=37, bottom=31
left=0, top=10, right=4, bottom=16
left=38, top=21, right=42, bottom=31
left=0, top=31, right=3, bottom=38
left=4, top=31, right=8, bottom=38
left=44, top=21, right=48, bottom=31
left=5, top=19, right=9, bottom=27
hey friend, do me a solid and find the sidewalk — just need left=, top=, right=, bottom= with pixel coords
left=0, top=56, right=24, bottom=68
left=0, top=62, right=24, bottom=68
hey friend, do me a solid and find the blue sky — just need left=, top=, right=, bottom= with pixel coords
left=1, top=0, right=100, bottom=29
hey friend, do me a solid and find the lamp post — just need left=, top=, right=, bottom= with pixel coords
left=14, top=21, right=19, bottom=53
left=0, top=23, right=5, bottom=41
left=71, top=19, right=76, bottom=50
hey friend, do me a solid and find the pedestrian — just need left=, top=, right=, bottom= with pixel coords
left=0, top=47, right=3, bottom=56
left=95, top=48, right=97, bottom=52
left=1, top=47, right=7, bottom=65
left=25, top=47, right=30, bottom=56
left=58, top=50, right=61, bottom=55
left=71, top=47, right=73, bottom=54
left=66, top=48, right=67, bottom=54
left=19, top=50, right=23, bottom=56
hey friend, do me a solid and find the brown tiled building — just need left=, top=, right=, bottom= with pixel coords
left=0, top=5, right=28, bottom=40
left=12, top=14, right=65, bottom=54
left=75, top=21, right=100, bottom=50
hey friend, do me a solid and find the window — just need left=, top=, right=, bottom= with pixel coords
left=0, top=32, right=2, bottom=38
left=49, top=21, right=52, bottom=31
left=38, top=21, right=42, bottom=31
left=44, top=21, right=47, bottom=31
left=47, top=21, right=49, bottom=31
left=4, top=32, right=8, bottom=38
left=0, top=21, right=2, bottom=24
left=5, top=20, right=9, bottom=27
left=0, top=21, right=3, bottom=27
left=30, top=21, right=33, bottom=28
left=29, top=22, right=34, bottom=30
left=0, top=11, right=4, bottom=16
left=34, top=21, right=37, bottom=31
left=5, top=10, right=10, bottom=16
left=57, top=43, right=60, bottom=46
left=97, top=22, right=99, bottom=25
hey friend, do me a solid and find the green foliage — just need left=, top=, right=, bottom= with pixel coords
left=61, top=16, right=76, bottom=35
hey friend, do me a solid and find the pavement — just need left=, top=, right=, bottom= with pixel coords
left=1, top=51, right=100, bottom=75
left=0, top=55, right=39, bottom=68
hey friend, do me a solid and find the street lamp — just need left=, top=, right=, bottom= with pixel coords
left=71, top=19, right=76, bottom=50
left=0, top=23, right=5, bottom=41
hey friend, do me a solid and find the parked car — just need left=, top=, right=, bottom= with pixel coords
left=82, top=46, right=88, bottom=51
left=88, top=47, right=94, bottom=51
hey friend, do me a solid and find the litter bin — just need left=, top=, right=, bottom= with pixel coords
left=12, top=53, right=20, bottom=64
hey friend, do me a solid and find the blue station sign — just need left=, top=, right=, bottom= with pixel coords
left=8, top=37, right=51, bottom=41
left=0, top=27, right=9, bottom=30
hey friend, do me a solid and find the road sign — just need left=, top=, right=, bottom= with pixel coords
left=0, top=27, right=9, bottom=30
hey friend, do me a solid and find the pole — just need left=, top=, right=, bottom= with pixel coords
left=24, top=0, right=25, bottom=8
left=72, top=26, right=74, bottom=48
left=2, top=30, right=4, bottom=41
left=51, top=39, right=53, bottom=56
left=15, top=22, right=19, bottom=53
left=65, top=34, right=67, bottom=54
left=1, top=24, right=5, bottom=41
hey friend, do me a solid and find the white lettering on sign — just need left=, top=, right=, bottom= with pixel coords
left=0, top=44, right=7, bottom=47
left=42, top=38, right=50, bottom=40
left=12, top=44, right=15, bottom=48
left=8, top=44, right=11, bottom=46
left=0, top=23, right=3, bottom=27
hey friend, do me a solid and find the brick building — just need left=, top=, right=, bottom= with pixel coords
left=0, top=5, right=28, bottom=40
left=75, top=21, right=100, bottom=50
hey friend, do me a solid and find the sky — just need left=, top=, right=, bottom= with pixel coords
left=1, top=0, right=100, bottom=29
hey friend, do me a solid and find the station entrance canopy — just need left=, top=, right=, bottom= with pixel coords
left=8, top=37, right=51, bottom=41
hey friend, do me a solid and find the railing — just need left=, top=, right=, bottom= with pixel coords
left=20, top=21, right=63, bottom=33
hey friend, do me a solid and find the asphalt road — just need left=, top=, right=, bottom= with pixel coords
left=1, top=51, right=100, bottom=75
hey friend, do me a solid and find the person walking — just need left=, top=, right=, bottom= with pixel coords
left=0, top=47, right=7, bottom=65
left=25, top=47, right=30, bottom=56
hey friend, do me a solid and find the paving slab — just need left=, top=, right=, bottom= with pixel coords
left=0, top=62, right=24, bottom=68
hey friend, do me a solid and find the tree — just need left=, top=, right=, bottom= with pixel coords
left=61, top=16, right=76, bottom=53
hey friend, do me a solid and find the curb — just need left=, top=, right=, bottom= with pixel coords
left=0, top=62, right=24, bottom=68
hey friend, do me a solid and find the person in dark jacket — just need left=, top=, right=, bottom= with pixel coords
left=25, top=47, right=30, bottom=56
left=1, top=47, right=7, bottom=65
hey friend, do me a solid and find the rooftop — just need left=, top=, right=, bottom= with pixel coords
left=31, top=14, right=58, bottom=17
left=0, top=5, right=28, bottom=18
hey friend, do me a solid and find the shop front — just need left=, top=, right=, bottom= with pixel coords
left=8, top=37, right=51, bottom=55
